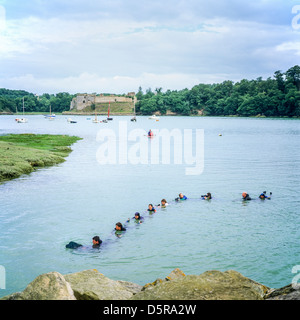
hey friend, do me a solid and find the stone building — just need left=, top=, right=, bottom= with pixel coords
left=70, top=93, right=136, bottom=111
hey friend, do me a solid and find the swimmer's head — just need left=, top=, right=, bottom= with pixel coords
left=135, top=212, right=140, bottom=219
left=92, top=236, right=101, bottom=245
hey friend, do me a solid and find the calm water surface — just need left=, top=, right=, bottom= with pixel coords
left=0, top=115, right=299, bottom=297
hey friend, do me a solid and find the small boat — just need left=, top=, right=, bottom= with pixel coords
left=92, top=110, right=100, bottom=123
left=16, top=118, right=28, bottom=123
left=149, top=114, right=159, bottom=120
left=131, top=100, right=137, bottom=121
left=45, top=105, right=55, bottom=120
left=47, top=115, right=55, bottom=120
left=67, top=118, right=77, bottom=124
left=16, top=98, right=28, bottom=123
left=107, top=102, right=113, bottom=121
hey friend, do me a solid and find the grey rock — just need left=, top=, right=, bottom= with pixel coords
left=265, top=284, right=300, bottom=300
left=131, top=270, right=269, bottom=300
left=64, top=269, right=141, bottom=300
left=2, top=272, right=76, bottom=300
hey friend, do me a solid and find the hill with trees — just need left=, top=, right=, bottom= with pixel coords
left=0, top=65, right=299, bottom=117
left=0, top=90, right=74, bottom=114
left=136, top=65, right=300, bottom=117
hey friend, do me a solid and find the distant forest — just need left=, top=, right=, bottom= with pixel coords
left=0, top=90, right=74, bottom=114
left=0, top=65, right=299, bottom=117
left=136, top=65, right=300, bottom=117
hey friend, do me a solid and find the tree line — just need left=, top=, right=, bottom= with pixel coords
left=0, top=65, right=299, bottom=117
left=0, top=90, right=74, bottom=114
left=136, top=65, right=300, bottom=117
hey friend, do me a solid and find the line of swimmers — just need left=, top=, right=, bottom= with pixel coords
left=66, top=190, right=271, bottom=250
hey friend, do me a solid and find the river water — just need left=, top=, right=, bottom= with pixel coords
left=0, top=115, right=299, bottom=297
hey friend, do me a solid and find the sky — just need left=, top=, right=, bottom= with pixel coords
left=0, top=0, right=299, bottom=95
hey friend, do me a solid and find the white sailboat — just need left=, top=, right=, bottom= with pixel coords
left=131, top=99, right=137, bottom=121
left=16, top=98, right=28, bottom=123
left=48, top=105, right=55, bottom=120
left=44, top=104, right=56, bottom=120
left=92, top=110, right=100, bottom=123
left=67, top=118, right=77, bottom=124
left=149, top=114, right=159, bottom=120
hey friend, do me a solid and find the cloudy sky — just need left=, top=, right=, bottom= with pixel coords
left=0, top=0, right=299, bottom=94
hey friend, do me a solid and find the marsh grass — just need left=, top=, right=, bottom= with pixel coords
left=0, top=134, right=82, bottom=182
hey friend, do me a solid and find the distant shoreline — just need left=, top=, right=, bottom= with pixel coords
left=0, top=112, right=299, bottom=119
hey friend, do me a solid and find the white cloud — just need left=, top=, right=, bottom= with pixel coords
left=0, top=5, right=5, bottom=33
left=276, top=41, right=300, bottom=56
left=0, top=1, right=299, bottom=93
left=1, top=71, right=242, bottom=95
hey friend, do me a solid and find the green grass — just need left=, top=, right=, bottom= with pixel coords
left=0, top=134, right=82, bottom=183
left=65, top=101, right=134, bottom=114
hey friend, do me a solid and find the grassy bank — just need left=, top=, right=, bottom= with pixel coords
left=0, top=134, right=82, bottom=183
left=64, top=101, right=134, bottom=116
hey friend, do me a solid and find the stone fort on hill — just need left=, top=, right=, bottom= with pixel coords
left=70, top=93, right=136, bottom=111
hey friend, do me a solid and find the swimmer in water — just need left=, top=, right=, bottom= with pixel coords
left=147, top=204, right=156, bottom=213
left=66, top=236, right=102, bottom=250
left=160, top=199, right=169, bottom=207
left=115, top=222, right=126, bottom=232
left=115, top=222, right=127, bottom=238
left=259, top=191, right=272, bottom=200
left=92, top=235, right=102, bottom=248
left=134, top=212, right=144, bottom=223
left=148, top=129, right=154, bottom=137
left=242, top=192, right=252, bottom=201
left=201, top=193, right=212, bottom=200
left=175, top=193, right=187, bottom=201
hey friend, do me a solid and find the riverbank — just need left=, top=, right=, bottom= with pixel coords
left=0, top=134, right=82, bottom=183
left=2, top=268, right=299, bottom=300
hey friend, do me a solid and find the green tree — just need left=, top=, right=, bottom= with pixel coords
left=286, top=65, right=300, bottom=91
left=136, top=87, right=144, bottom=101
left=274, top=70, right=285, bottom=92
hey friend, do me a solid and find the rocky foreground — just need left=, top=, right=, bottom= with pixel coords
left=2, top=269, right=299, bottom=300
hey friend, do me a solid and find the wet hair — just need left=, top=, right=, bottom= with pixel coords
left=134, top=212, right=141, bottom=219
left=116, top=222, right=123, bottom=228
left=93, top=236, right=100, bottom=243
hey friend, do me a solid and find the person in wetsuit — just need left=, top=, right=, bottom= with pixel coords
left=259, top=191, right=272, bottom=200
left=148, top=129, right=154, bottom=137
left=201, top=193, right=212, bottom=200
left=115, top=222, right=127, bottom=238
left=242, top=192, right=252, bottom=201
left=158, top=199, right=169, bottom=208
left=175, top=193, right=187, bottom=201
left=147, top=204, right=156, bottom=213
left=134, top=212, right=144, bottom=223
left=92, top=235, right=102, bottom=248
left=66, top=236, right=102, bottom=249
left=115, top=222, right=126, bottom=232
